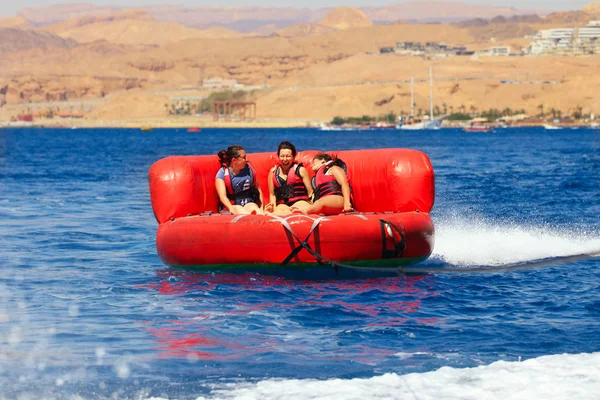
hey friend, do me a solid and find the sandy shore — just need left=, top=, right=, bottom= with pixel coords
left=0, top=116, right=319, bottom=129
left=1, top=115, right=597, bottom=129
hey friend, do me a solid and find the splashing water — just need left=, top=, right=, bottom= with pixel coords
left=430, top=216, right=600, bottom=267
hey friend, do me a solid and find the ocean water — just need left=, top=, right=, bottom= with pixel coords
left=1, top=126, right=599, bottom=399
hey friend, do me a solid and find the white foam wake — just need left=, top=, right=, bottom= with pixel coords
left=189, top=352, right=600, bottom=400
left=429, top=217, right=600, bottom=267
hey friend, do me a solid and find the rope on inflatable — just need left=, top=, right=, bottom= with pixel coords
left=271, top=214, right=407, bottom=273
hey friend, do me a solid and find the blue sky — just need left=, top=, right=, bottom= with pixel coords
left=1, top=0, right=588, bottom=17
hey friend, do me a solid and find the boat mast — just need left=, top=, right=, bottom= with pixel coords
left=410, top=76, right=414, bottom=117
left=429, top=65, right=433, bottom=122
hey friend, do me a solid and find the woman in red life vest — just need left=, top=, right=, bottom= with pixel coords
left=292, top=153, right=354, bottom=215
left=265, top=141, right=313, bottom=215
left=215, top=145, right=264, bottom=215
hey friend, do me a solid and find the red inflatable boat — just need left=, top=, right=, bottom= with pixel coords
left=148, top=148, right=435, bottom=271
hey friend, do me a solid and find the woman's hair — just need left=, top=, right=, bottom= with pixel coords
left=277, top=141, right=297, bottom=157
left=313, top=152, right=333, bottom=162
left=217, top=145, right=245, bottom=167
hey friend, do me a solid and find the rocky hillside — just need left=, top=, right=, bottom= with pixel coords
left=39, top=10, right=241, bottom=45
left=0, top=16, right=32, bottom=28
left=3, top=4, right=600, bottom=123
left=320, top=7, right=373, bottom=30
left=0, top=28, right=77, bottom=53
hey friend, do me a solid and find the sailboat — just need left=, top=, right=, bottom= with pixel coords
left=397, top=66, right=442, bottom=130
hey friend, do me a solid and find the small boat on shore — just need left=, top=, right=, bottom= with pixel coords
left=463, top=124, right=493, bottom=132
left=543, top=124, right=562, bottom=130
left=148, top=148, right=435, bottom=272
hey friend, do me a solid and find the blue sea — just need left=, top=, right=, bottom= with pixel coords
left=1, top=127, right=599, bottom=399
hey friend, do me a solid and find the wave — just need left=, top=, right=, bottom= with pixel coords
left=428, top=216, right=600, bottom=268
left=189, top=352, right=600, bottom=400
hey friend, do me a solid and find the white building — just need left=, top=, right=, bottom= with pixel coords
left=528, top=21, right=600, bottom=55
left=202, top=77, right=240, bottom=89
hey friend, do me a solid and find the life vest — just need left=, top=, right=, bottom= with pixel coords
left=222, top=163, right=260, bottom=206
left=312, top=159, right=353, bottom=203
left=272, top=163, right=309, bottom=206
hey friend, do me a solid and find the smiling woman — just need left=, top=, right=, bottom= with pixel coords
left=265, top=141, right=313, bottom=215
left=215, top=144, right=264, bottom=215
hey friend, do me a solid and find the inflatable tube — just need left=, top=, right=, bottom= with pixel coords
left=149, top=148, right=435, bottom=270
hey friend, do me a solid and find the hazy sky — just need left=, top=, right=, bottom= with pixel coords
left=0, top=0, right=589, bottom=17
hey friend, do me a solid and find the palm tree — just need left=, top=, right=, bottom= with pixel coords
left=537, top=104, right=544, bottom=117
left=469, top=105, right=478, bottom=117
left=460, top=104, right=466, bottom=114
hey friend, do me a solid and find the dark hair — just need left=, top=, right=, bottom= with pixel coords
left=277, top=141, right=297, bottom=157
left=313, top=152, right=333, bottom=162
left=217, top=145, right=245, bottom=167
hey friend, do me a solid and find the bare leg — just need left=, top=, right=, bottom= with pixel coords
left=302, top=196, right=344, bottom=215
left=273, top=204, right=292, bottom=215
left=289, top=200, right=311, bottom=214
left=229, top=205, right=249, bottom=214
left=243, top=202, right=264, bottom=215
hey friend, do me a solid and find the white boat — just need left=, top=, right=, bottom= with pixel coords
left=543, top=124, right=562, bottom=130
left=319, top=123, right=342, bottom=131
left=397, top=117, right=442, bottom=130
left=397, top=66, right=442, bottom=130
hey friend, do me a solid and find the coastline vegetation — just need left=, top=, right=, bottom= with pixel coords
left=331, top=113, right=397, bottom=126
left=330, top=106, right=593, bottom=125
left=164, top=90, right=252, bottom=116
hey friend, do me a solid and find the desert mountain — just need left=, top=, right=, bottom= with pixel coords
left=39, top=10, right=239, bottom=46
left=359, top=1, right=545, bottom=23
left=320, top=7, right=373, bottom=30
left=18, top=3, right=124, bottom=26
left=542, top=10, right=595, bottom=25
left=0, top=16, right=32, bottom=28
left=16, top=2, right=548, bottom=31
left=582, top=1, right=600, bottom=16
left=275, top=22, right=337, bottom=37
left=275, top=7, right=371, bottom=38
left=41, top=9, right=153, bottom=34
left=3, top=2, right=600, bottom=123
left=0, top=28, right=77, bottom=53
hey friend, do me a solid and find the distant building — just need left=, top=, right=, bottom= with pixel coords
left=202, top=77, right=240, bottom=89
left=387, top=41, right=472, bottom=57
left=488, top=46, right=511, bottom=56
left=528, top=21, right=600, bottom=55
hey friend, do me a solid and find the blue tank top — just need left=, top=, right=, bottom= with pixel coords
left=215, top=165, right=255, bottom=206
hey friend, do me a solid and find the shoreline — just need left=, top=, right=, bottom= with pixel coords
left=0, top=116, right=317, bottom=129
left=0, top=116, right=597, bottom=130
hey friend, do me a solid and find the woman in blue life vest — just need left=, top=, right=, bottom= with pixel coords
left=292, top=153, right=353, bottom=215
left=215, top=145, right=264, bottom=215
left=265, top=141, right=313, bottom=215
